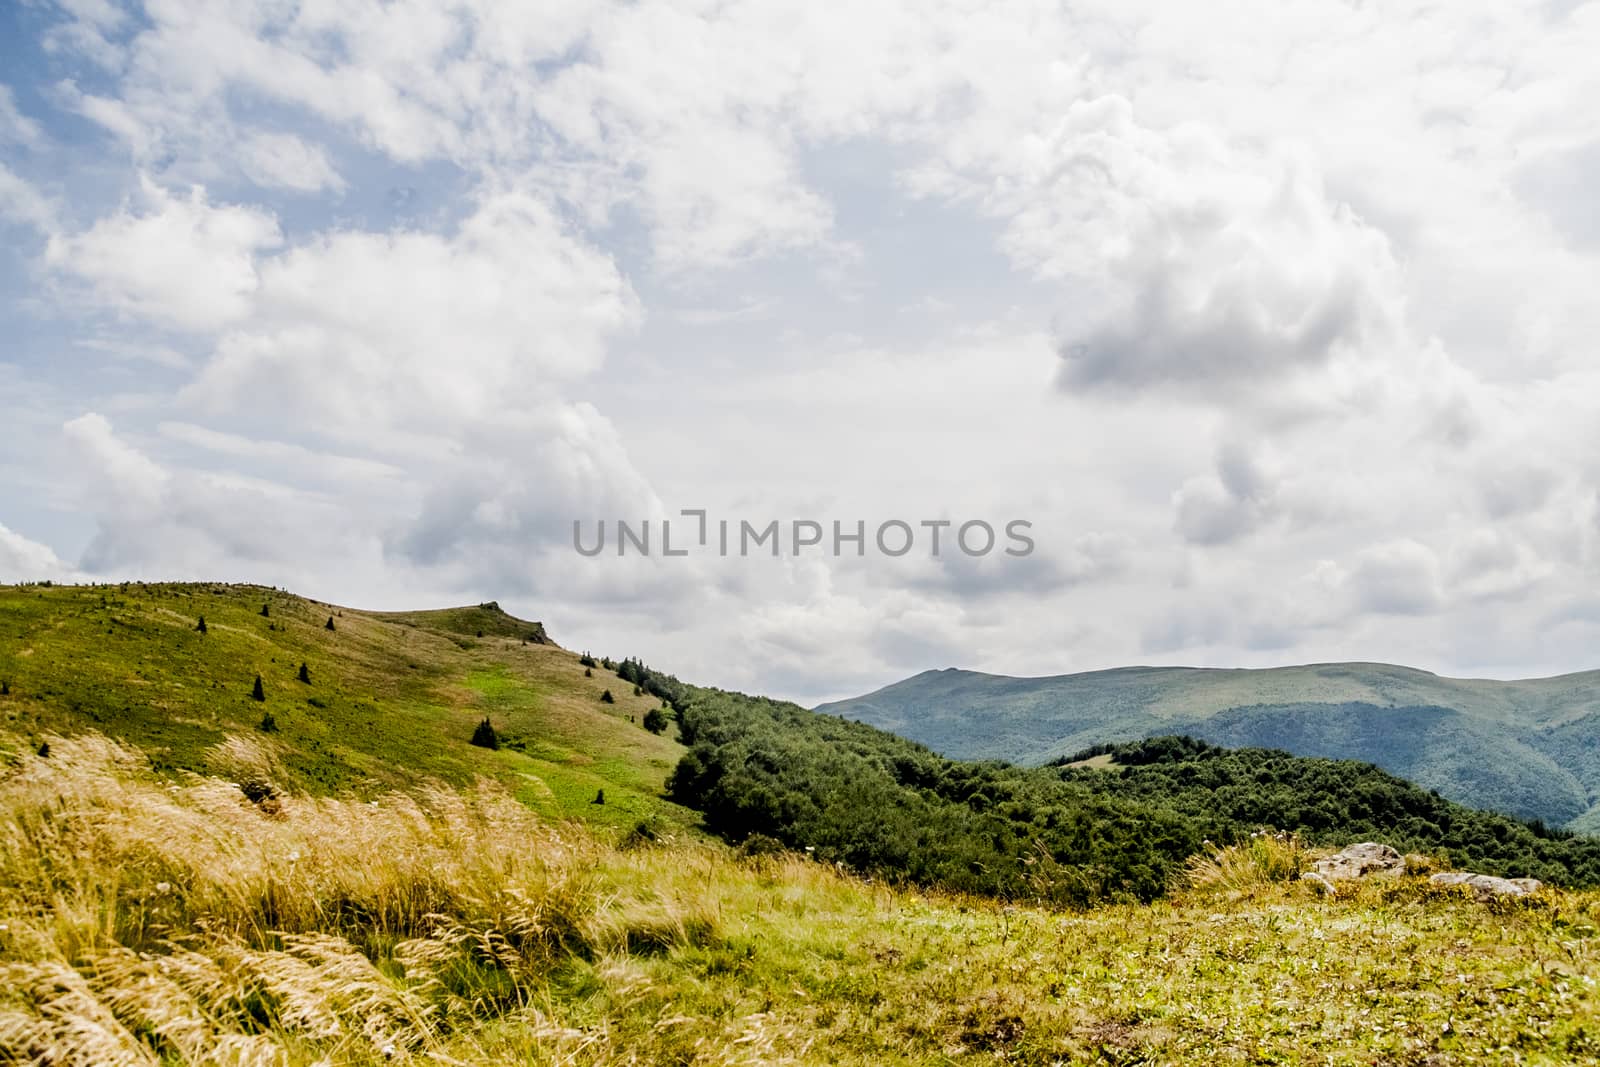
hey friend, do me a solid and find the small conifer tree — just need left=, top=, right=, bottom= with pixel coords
left=260, top=604, right=270, bottom=617
left=599, top=689, right=615, bottom=704
left=258, top=711, right=277, bottom=733
left=196, top=616, right=207, bottom=633
left=298, top=662, right=310, bottom=684
left=251, top=674, right=266, bottom=702
left=470, top=717, right=499, bottom=750
left=325, top=616, right=336, bottom=631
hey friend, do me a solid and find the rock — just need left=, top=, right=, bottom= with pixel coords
left=1428, top=872, right=1543, bottom=901
left=1309, top=842, right=1406, bottom=882
left=1301, top=872, right=1337, bottom=895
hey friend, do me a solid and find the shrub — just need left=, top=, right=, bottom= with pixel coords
left=196, top=616, right=207, bottom=633
left=1184, top=831, right=1306, bottom=892
left=257, top=711, right=278, bottom=733
left=585, top=667, right=593, bottom=678
left=297, top=663, right=310, bottom=684
left=1, top=680, right=8, bottom=696
left=470, top=717, right=499, bottom=750
left=643, top=708, right=668, bottom=734
left=251, top=675, right=266, bottom=702
left=600, top=690, right=615, bottom=705
left=592, top=789, right=605, bottom=805
left=325, top=616, right=336, bottom=631
left=260, top=604, right=270, bottom=617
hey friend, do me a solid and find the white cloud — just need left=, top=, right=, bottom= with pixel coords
left=0, top=86, right=43, bottom=147
left=45, top=180, right=282, bottom=332
left=238, top=132, right=345, bottom=193
left=0, top=523, right=70, bottom=582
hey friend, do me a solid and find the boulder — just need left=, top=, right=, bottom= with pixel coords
left=1428, top=872, right=1543, bottom=901
left=1309, top=842, right=1406, bottom=882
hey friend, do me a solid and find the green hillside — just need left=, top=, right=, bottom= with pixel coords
left=816, top=664, right=1600, bottom=830
left=0, top=581, right=691, bottom=832
left=671, top=690, right=1600, bottom=902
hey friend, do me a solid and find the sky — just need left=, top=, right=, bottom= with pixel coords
left=2, top=0, right=1599, bottom=705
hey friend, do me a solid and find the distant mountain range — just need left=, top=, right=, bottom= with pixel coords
left=816, top=663, right=1600, bottom=833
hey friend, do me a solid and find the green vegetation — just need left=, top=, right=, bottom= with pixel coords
left=670, top=692, right=1600, bottom=903
left=0, top=582, right=688, bottom=831
left=818, top=663, right=1600, bottom=828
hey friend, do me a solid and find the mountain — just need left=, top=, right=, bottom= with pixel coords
left=0, top=580, right=692, bottom=831
left=815, top=663, right=1600, bottom=832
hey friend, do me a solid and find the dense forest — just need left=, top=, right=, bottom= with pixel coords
left=668, top=690, right=1600, bottom=906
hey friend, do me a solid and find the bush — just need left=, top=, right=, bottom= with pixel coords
left=643, top=708, right=668, bottom=734
left=1183, top=831, right=1306, bottom=892
left=297, top=663, right=310, bottom=684
left=600, top=690, right=615, bottom=705
left=257, top=711, right=278, bottom=733
left=470, top=717, right=499, bottom=750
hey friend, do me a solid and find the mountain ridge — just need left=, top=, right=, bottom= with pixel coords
left=817, top=661, right=1600, bottom=832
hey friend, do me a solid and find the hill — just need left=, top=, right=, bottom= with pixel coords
left=0, top=581, right=690, bottom=831
left=6, top=729, right=1598, bottom=1064
left=816, top=663, right=1600, bottom=831
left=670, top=690, right=1600, bottom=901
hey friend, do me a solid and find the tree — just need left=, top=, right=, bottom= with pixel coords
left=634, top=685, right=644, bottom=697
left=643, top=707, right=668, bottom=734
left=585, top=667, right=593, bottom=677
left=260, top=604, right=270, bottom=617
left=35, top=741, right=49, bottom=758
left=470, top=717, right=499, bottom=750
left=298, top=662, right=311, bottom=684
left=325, top=616, right=336, bottom=631
left=251, top=674, right=266, bottom=702
left=580, top=652, right=597, bottom=668
left=258, top=711, right=278, bottom=733
left=196, top=616, right=207, bottom=633
left=593, top=789, right=606, bottom=805
left=600, top=689, right=615, bottom=704
left=1, top=680, right=8, bottom=696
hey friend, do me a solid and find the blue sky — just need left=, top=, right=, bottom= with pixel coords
left=3, top=0, right=1600, bottom=703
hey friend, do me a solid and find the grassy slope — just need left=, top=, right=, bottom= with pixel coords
left=0, top=581, right=690, bottom=831
left=4, top=731, right=1599, bottom=1065
left=818, top=664, right=1600, bottom=829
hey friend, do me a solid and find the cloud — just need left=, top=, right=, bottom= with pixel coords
left=0, top=85, right=43, bottom=147
left=45, top=180, right=282, bottom=332
left=1172, top=441, right=1280, bottom=546
left=238, top=132, right=345, bottom=193
left=0, top=523, right=70, bottom=582
left=186, top=191, right=637, bottom=431
left=1345, top=540, right=1446, bottom=617
left=0, top=164, right=57, bottom=231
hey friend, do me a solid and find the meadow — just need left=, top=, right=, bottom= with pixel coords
left=2, top=730, right=1599, bottom=1065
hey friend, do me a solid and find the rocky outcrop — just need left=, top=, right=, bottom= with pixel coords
left=1428, top=872, right=1543, bottom=900
left=1308, top=842, right=1406, bottom=883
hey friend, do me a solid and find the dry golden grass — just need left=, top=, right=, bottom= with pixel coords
left=1183, top=830, right=1308, bottom=892
left=0, top=732, right=733, bottom=1064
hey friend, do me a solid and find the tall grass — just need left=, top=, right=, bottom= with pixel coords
left=0, top=732, right=733, bottom=1064
left=1181, top=829, right=1307, bottom=892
